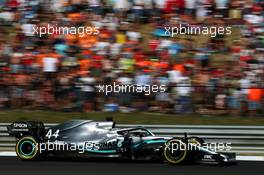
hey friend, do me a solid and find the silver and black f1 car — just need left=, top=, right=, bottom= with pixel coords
left=7, top=120, right=236, bottom=165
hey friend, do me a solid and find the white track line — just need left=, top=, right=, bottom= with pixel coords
left=236, top=156, right=264, bottom=161
left=0, top=152, right=16, bottom=156
left=0, top=152, right=263, bottom=161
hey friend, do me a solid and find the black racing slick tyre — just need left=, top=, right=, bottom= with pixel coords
left=164, top=139, right=187, bottom=164
left=15, top=136, right=39, bottom=160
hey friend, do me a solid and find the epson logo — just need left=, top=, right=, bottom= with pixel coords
left=14, top=123, right=27, bottom=128
left=204, top=155, right=213, bottom=159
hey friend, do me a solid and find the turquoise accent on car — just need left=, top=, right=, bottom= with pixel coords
left=132, top=139, right=166, bottom=148
left=84, top=140, right=166, bottom=154
left=85, top=149, right=117, bottom=154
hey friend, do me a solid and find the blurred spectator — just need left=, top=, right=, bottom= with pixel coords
left=248, top=84, right=263, bottom=116
left=0, top=0, right=262, bottom=117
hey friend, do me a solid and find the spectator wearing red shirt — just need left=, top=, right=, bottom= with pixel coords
left=6, top=0, right=20, bottom=10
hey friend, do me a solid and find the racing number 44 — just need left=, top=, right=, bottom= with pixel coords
left=45, top=129, right=60, bottom=139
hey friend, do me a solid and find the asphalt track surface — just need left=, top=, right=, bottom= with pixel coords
left=0, top=157, right=263, bottom=175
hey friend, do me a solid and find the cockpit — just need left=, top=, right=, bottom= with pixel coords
left=116, top=127, right=155, bottom=137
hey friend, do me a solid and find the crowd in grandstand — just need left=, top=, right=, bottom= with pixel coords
left=0, top=0, right=263, bottom=116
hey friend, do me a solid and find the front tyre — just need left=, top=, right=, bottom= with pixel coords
left=15, top=136, right=39, bottom=160
left=164, top=139, right=187, bottom=164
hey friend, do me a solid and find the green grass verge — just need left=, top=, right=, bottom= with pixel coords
left=0, top=110, right=263, bottom=125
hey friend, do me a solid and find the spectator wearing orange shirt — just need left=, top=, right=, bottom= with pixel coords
left=78, top=57, right=90, bottom=75
left=248, top=84, right=263, bottom=116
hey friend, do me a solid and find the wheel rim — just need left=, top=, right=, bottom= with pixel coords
left=19, top=141, right=35, bottom=156
left=164, top=139, right=187, bottom=164
left=16, top=137, right=38, bottom=159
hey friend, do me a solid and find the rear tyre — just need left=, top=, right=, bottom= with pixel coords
left=15, top=136, right=39, bottom=160
left=164, top=139, right=187, bottom=164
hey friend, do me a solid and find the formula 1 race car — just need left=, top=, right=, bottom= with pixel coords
left=7, top=120, right=236, bottom=165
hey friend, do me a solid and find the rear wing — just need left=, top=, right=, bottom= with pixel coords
left=7, top=121, right=45, bottom=139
